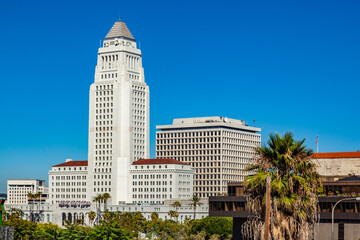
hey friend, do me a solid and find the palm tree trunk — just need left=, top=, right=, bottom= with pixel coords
left=193, top=206, right=196, bottom=220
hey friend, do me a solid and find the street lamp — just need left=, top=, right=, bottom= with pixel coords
left=331, top=197, right=360, bottom=240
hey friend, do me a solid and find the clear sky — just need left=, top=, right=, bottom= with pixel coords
left=1, top=0, right=360, bottom=193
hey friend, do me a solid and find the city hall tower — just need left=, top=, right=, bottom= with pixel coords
left=88, top=20, right=150, bottom=204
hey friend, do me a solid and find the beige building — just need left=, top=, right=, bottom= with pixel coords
left=87, top=20, right=150, bottom=205
left=156, top=116, right=261, bottom=198
left=7, top=179, right=47, bottom=205
left=48, top=159, right=88, bottom=204
left=312, top=151, right=360, bottom=181
left=130, top=158, right=193, bottom=204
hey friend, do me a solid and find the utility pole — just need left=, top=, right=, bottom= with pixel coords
left=265, top=175, right=271, bottom=240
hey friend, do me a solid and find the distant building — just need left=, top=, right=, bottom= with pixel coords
left=48, top=159, right=88, bottom=204
left=7, top=179, right=47, bottom=205
left=130, top=158, right=193, bottom=204
left=156, top=116, right=261, bottom=197
left=312, top=151, right=360, bottom=181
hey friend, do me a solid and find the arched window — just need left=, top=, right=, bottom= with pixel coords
left=47, top=214, right=50, bottom=223
left=62, top=213, right=66, bottom=226
left=68, top=213, right=72, bottom=223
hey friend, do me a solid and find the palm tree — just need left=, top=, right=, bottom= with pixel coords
left=27, top=193, right=36, bottom=222
left=242, top=132, right=323, bottom=240
left=88, top=211, right=96, bottom=226
left=167, top=210, right=179, bottom=221
left=171, top=201, right=181, bottom=211
left=93, top=194, right=103, bottom=225
left=188, top=194, right=203, bottom=220
left=150, top=212, right=159, bottom=221
left=171, top=201, right=181, bottom=221
left=102, top=193, right=111, bottom=211
left=35, top=191, right=42, bottom=222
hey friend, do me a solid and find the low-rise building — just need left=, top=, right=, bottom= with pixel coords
left=130, top=158, right=193, bottom=204
left=312, top=151, right=360, bottom=181
left=7, top=179, right=47, bottom=205
left=48, top=159, right=88, bottom=204
left=209, top=177, right=360, bottom=240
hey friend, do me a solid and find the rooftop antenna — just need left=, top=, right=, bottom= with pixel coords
left=139, top=41, right=141, bottom=49
left=100, top=40, right=102, bottom=47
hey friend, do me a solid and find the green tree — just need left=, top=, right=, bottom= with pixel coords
left=171, top=201, right=181, bottom=211
left=190, top=217, right=232, bottom=239
left=188, top=194, right=203, bottom=220
left=91, top=220, right=130, bottom=240
left=33, top=223, right=63, bottom=239
left=243, top=132, right=323, bottom=240
left=103, top=193, right=111, bottom=211
left=150, top=212, right=159, bottom=221
left=59, top=224, right=91, bottom=240
left=118, top=212, right=145, bottom=238
left=4, top=218, right=37, bottom=239
left=167, top=210, right=178, bottom=221
left=27, top=192, right=36, bottom=222
left=171, top=201, right=181, bottom=221
left=88, top=211, right=96, bottom=226
left=5, top=208, right=24, bottom=221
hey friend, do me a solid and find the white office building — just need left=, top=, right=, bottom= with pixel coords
left=48, top=159, right=88, bottom=204
left=156, top=116, right=261, bottom=198
left=87, top=20, right=150, bottom=204
left=130, top=158, right=193, bottom=204
left=7, top=179, right=47, bottom=205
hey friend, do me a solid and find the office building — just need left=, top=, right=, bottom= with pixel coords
left=7, top=179, right=47, bottom=205
left=130, top=158, right=193, bottom=204
left=156, top=116, right=261, bottom=197
left=48, top=159, right=88, bottom=204
left=87, top=20, right=150, bottom=204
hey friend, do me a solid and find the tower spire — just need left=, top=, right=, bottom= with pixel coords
left=105, top=20, right=134, bottom=40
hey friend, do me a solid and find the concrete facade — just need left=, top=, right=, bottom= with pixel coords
left=7, top=179, right=47, bottom=205
left=87, top=20, right=150, bottom=205
left=5, top=202, right=208, bottom=226
left=156, top=116, right=261, bottom=198
left=130, top=158, right=193, bottom=204
left=48, top=159, right=88, bottom=204
left=312, top=152, right=360, bottom=181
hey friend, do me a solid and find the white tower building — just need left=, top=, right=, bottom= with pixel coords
left=88, top=20, right=150, bottom=205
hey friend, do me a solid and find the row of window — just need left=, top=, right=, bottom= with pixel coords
left=53, top=176, right=86, bottom=180
left=157, top=131, right=221, bottom=138
left=133, top=174, right=172, bottom=179
left=53, top=194, right=86, bottom=199
left=133, top=181, right=171, bottom=186
left=94, top=168, right=112, bottom=173
left=52, top=188, right=86, bottom=193
left=133, top=194, right=172, bottom=199
left=157, top=150, right=220, bottom=156
left=96, top=85, right=113, bottom=91
left=94, top=181, right=111, bottom=186
left=53, top=182, right=86, bottom=186
left=94, top=187, right=111, bottom=193
left=157, top=138, right=221, bottom=144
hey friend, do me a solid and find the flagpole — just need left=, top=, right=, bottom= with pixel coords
left=317, top=134, right=319, bottom=153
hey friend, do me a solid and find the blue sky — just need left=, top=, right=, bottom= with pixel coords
left=1, top=0, right=360, bottom=192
